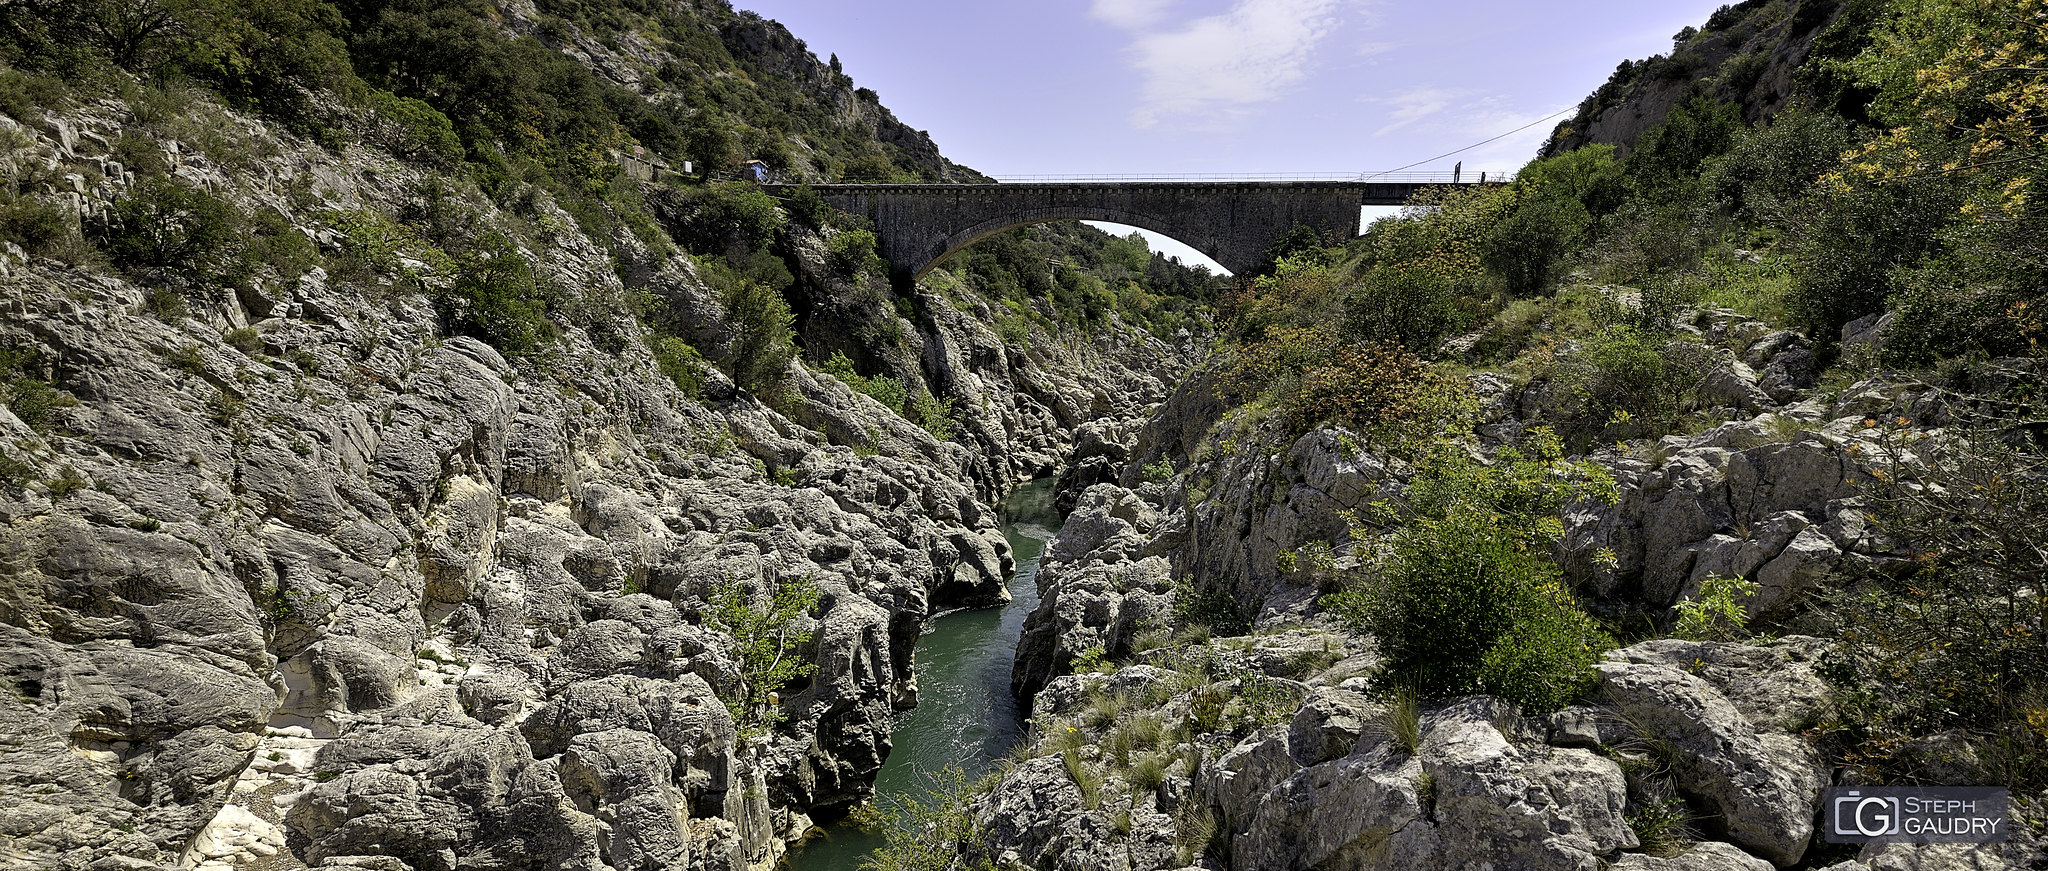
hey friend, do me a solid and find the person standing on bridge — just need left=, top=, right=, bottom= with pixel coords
left=1453, top=161, right=1462, bottom=184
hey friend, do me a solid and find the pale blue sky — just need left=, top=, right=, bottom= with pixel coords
left=739, top=0, right=1733, bottom=271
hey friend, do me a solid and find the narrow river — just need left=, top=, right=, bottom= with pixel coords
left=784, top=479, right=1061, bottom=870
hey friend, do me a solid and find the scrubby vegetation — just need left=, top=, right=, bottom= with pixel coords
left=1168, top=0, right=2048, bottom=787
left=1328, top=430, right=1618, bottom=712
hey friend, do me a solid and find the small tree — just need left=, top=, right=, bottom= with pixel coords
left=707, top=574, right=822, bottom=733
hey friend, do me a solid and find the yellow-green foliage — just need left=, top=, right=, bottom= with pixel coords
left=819, top=351, right=907, bottom=411
left=1674, top=574, right=1759, bottom=641
left=827, top=228, right=886, bottom=277
left=706, top=574, right=821, bottom=733
left=1359, top=184, right=1517, bottom=289
left=650, top=336, right=706, bottom=399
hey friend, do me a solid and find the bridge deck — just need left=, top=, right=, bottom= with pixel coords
left=772, top=178, right=1507, bottom=207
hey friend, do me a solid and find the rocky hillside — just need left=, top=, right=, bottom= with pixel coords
left=0, top=2, right=1217, bottom=869
left=917, top=0, right=2048, bottom=868
left=976, top=292, right=2045, bottom=870
left=1542, top=0, right=1872, bottom=157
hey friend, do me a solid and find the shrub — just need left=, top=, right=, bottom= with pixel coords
left=1284, top=340, right=1444, bottom=434
left=862, top=766, right=983, bottom=871
left=706, top=573, right=821, bottom=733
left=92, top=176, right=243, bottom=281
left=717, top=276, right=795, bottom=394
left=3, top=376, right=75, bottom=431
left=223, top=327, right=262, bottom=356
left=1822, top=422, right=2048, bottom=788
left=670, top=182, right=787, bottom=256
left=1674, top=574, right=1759, bottom=641
left=1484, top=194, right=1592, bottom=297
left=650, top=335, right=705, bottom=399
left=1341, top=506, right=1610, bottom=711
left=242, top=209, right=320, bottom=283
left=367, top=89, right=463, bottom=166
left=994, top=314, right=1030, bottom=346
left=827, top=227, right=885, bottom=277
left=910, top=391, right=953, bottom=440
left=438, top=233, right=555, bottom=357
left=0, top=194, right=74, bottom=258
left=1340, top=265, right=1468, bottom=351
left=0, top=67, right=65, bottom=123
left=1543, top=325, right=1706, bottom=452
left=818, top=350, right=907, bottom=411
left=782, top=183, right=832, bottom=227
left=1783, top=175, right=1956, bottom=344
left=1170, top=574, right=1250, bottom=637
left=1327, top=431, right=1617, bottom=712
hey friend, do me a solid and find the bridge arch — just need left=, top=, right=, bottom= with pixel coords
left=911, top=206, right=1222, bottom=281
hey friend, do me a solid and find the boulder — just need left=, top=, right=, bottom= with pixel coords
left=1595, top=659, right=1826, bottom=865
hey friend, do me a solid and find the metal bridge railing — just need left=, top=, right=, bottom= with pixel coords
left=984, top=171, right=1515, bottom=184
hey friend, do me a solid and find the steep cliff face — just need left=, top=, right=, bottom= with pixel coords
left=0, top=25, right=1196, bottom=868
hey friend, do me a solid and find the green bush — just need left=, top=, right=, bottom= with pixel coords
left=861, top=766, right=986, bottom=871
left=1327, top=431, right=1616, bottom=711
left=1822, top=423, right=2048, bottom=788
left=438, top=233, right=555, bottom=357
left=1543, top=325, right=1705, bottom=452
left=1701, top=107, right=1856, bottom=227
left=0, top=67, right=66, bottom=123
left=818, top=350, right=906, bottom=411
left=717, top=275, right=795, bottom=394
left=3, top=375, right=76, bottom=431
left=1484, top=194, right=1591, bottom=297
left=242, top=208, right=320, bottom=283
left=1342, top=506, right=1611, bottom=711
left=827, top=228, right=886, bottom=277
left=92, top=176, right=243, bottom=281
left=782, top=183, right=832, bottom=227
left=995, top=314, right=1030, bottom=346
left=1674, top=574, right=1759, bottom=641
left=671, top=182, right=787, bottom=256
left=0, top=194, right=74, bottom=258
left=1784, top=175, right=1958, bottom=344
left=223, top=327, right=262, bottom=356
left=910, top=391, right=953, bottom=440
left=1341, top=265, right=1468, bottom=351
left=650, top=336, right=705, bottom=399
left=367, top=89, right=463, bottom=166
left=706, top=573, right=821, bottom=733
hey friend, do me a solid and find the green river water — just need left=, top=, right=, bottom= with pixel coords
left=783, top=478, right=1061, bottom=870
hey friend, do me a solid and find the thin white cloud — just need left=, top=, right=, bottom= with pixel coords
left=1371, top=86, right=1462, bottom=136
left=1363, top=94, right=1560, bottom=175
left=1354, top=40, right=1401, bottom=60
left=1102, top=0, right=1351, bottom=130
left=1089, top=0, right=1175, bottom=31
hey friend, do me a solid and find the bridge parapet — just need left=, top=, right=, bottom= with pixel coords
left=769, top=177, right=1508, bottom=282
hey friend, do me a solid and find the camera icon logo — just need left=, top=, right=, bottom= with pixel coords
left=1833, top=791, right=1902, bottom=837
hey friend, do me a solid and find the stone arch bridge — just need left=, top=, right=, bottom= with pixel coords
left=769, top=176, right=1501, bottom=282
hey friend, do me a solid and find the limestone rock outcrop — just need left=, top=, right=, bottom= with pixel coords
left=0, top=78, right=1168, bottom=870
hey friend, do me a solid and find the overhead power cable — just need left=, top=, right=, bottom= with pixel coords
left=1365, top=106, right=1577, bottom=178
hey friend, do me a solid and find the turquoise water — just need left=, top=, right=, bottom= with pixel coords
left=784, top=480, right=1060, bottom=869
